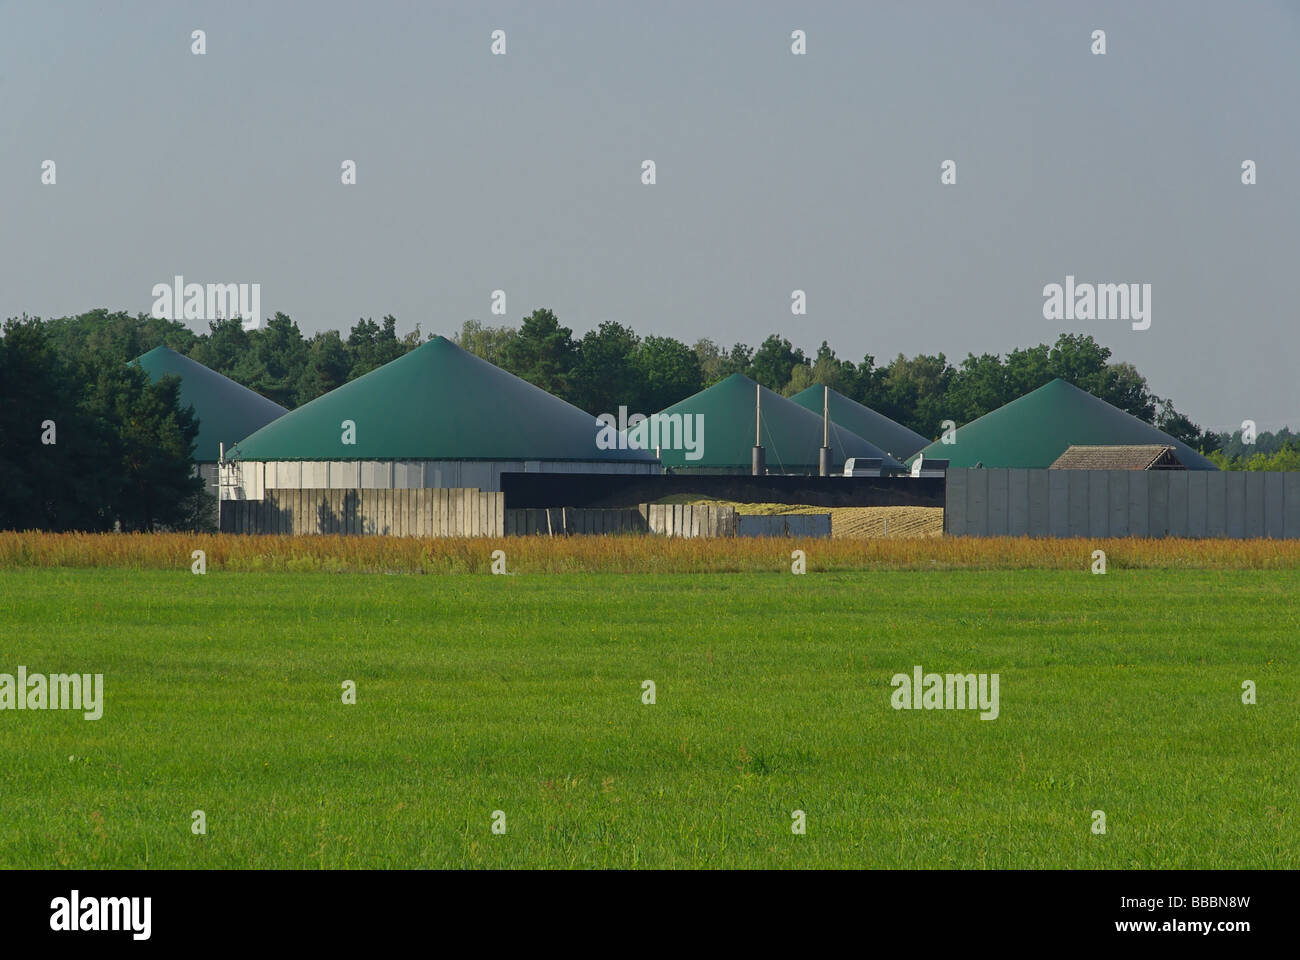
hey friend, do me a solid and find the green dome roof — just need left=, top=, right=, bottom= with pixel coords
left=653, top=374, right=903, bottom=471
left=907, top=378, right=1218, bottom=470
left=131, top=346, right=288, bottom=462
left=227, top=336, right=658, bottom=463
left=789, top=385, right=930, bottom=459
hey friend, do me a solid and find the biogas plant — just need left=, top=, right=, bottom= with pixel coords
left=128, top=332, right=1257, bottom=541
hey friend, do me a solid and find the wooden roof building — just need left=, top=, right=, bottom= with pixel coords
left=1049, top=444, right=1185, bottom=471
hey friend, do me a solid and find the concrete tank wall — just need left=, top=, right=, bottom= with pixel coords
left=221, top=459, right=660, bottom=499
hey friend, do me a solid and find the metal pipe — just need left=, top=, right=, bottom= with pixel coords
left=819, top=385, right=831, bottom=476
left=823, top=385, right=828, bottom=447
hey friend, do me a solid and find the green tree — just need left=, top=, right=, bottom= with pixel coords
left=634, top=335, right=702, bottom=412
left=1093, top=361, right=1156, bottom=422
left=0, top=317, right=203, bottom=531
left=748, top=335, right=806, bottom=391
left=1047, top=333, right=1111, bottom=385
left=808, top=342, right=856, bottom=395
left=454, top=319, right=518, bottom=366
left=1003, top=344, right=1052, bottom=399
left=718, top=342, right=754, bottom=381
left=1209, top=440, right=1300, bottom=471
left=500, top=308, right=578, bottom=401
left=848, top=353, right=888, bottom=412
left=296, top=331, right=351, bottom=406
left=1217, top=427, right=1294, bottom=459
left=345, top=314, right=408, bottom=380
left=232, top=312, right=309, bottom=408
left=572, top=321, right=643, bottom=413
left=694, top=339, right=726, bottom=386
left=84, top=366, right=203, bottom=531
left=44, top=309, right=196, bottom=369
left=943, top=353, right=1010, bottom=424
left=1154, top=397, right=1203, bottom=448
left=0, top=317, right=100, bottom=530
left=878, top=353, right=954, bottom=438
left=783, top=364, right=815, bottom=396
left=190, top=317, right=251, bottom=379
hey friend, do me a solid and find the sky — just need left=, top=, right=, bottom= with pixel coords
left=1, top=0, right=1296, bottom=430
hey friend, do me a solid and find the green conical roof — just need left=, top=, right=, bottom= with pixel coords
left=790, top=385, right=930, bottom=459
left=227, top=336, right=657, bottom=463
left=907, top=378, right=1218, bottom=469
left=652, top=374, right=903, bottom=471
left=131, top=346, right=288, bottom=462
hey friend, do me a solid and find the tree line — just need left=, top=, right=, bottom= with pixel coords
left=1206, top=431, right=1300, bottom=471
left=2, top=305, right=1264, bottom=531
left=0, top=315, right=205, bottom=532
left=455, top=310, right=1221, bottom=452
left=21, top=306, right=1223, bottom=443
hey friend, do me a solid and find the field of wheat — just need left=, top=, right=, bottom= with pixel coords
left=4, top=530, right=1300, bottom=572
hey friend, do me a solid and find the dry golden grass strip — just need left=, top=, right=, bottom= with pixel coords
left=4, top=530, right=1300, bottom=572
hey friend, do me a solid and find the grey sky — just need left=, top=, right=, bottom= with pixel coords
left=2, top=0, right=1296, bottom=430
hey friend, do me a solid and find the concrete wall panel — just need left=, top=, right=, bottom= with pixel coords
left=1147, top=470, right=1170, bottom=538
left=1285, top=474, right=1300, bottom=538
left=1106, top=471, right=1129, bottom=537
left=1048, top=471, right=1070, bottom=538
left=1186, top=471, right=1208, bottom=538
left=1127, top=472, right=1149, bottom=537
left=1264, top=472, right=1285, bottom=538
left=966, top=470, right=989, bottom=536
left=1027, top=469, right=1050, bottom=537
left=1225, top=472, right=1246, bottom=538
left=1167, top=471, right=1188, bottom=538
left=1206, top=471, right=1227, bottom=537
left=1088, top=471, right=1109, bottom=538
left=1066, top=471, right=1090, bottom=537
left=987, top=469, right=1009, bottom=535
left=945, top=469, right=967, bottom=535
left=1007, top=469, right=1029, bottom=536
left=1245, top=472, right=1266, bottom=538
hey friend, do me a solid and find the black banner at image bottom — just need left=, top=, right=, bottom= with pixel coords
left=0, top=869, right=1279, bottom=946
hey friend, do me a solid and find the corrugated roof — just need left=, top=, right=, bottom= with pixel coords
left=789, top=385, right=930, bottom=459
left=131, top=346, right=288, bottom=462
left=907, top=379, right=1217, bottom=470
left=1050, top=444, right=1183, bottom=470
left=226, top=335, right=658, bottom=463
left=653, top=374, right=903, bottom=471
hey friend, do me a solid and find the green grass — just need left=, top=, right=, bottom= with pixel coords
left=1, top=567, right=1297, bottom=868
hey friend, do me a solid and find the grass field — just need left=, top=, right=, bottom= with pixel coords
left=2, top=564, right=1297, bottom=868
